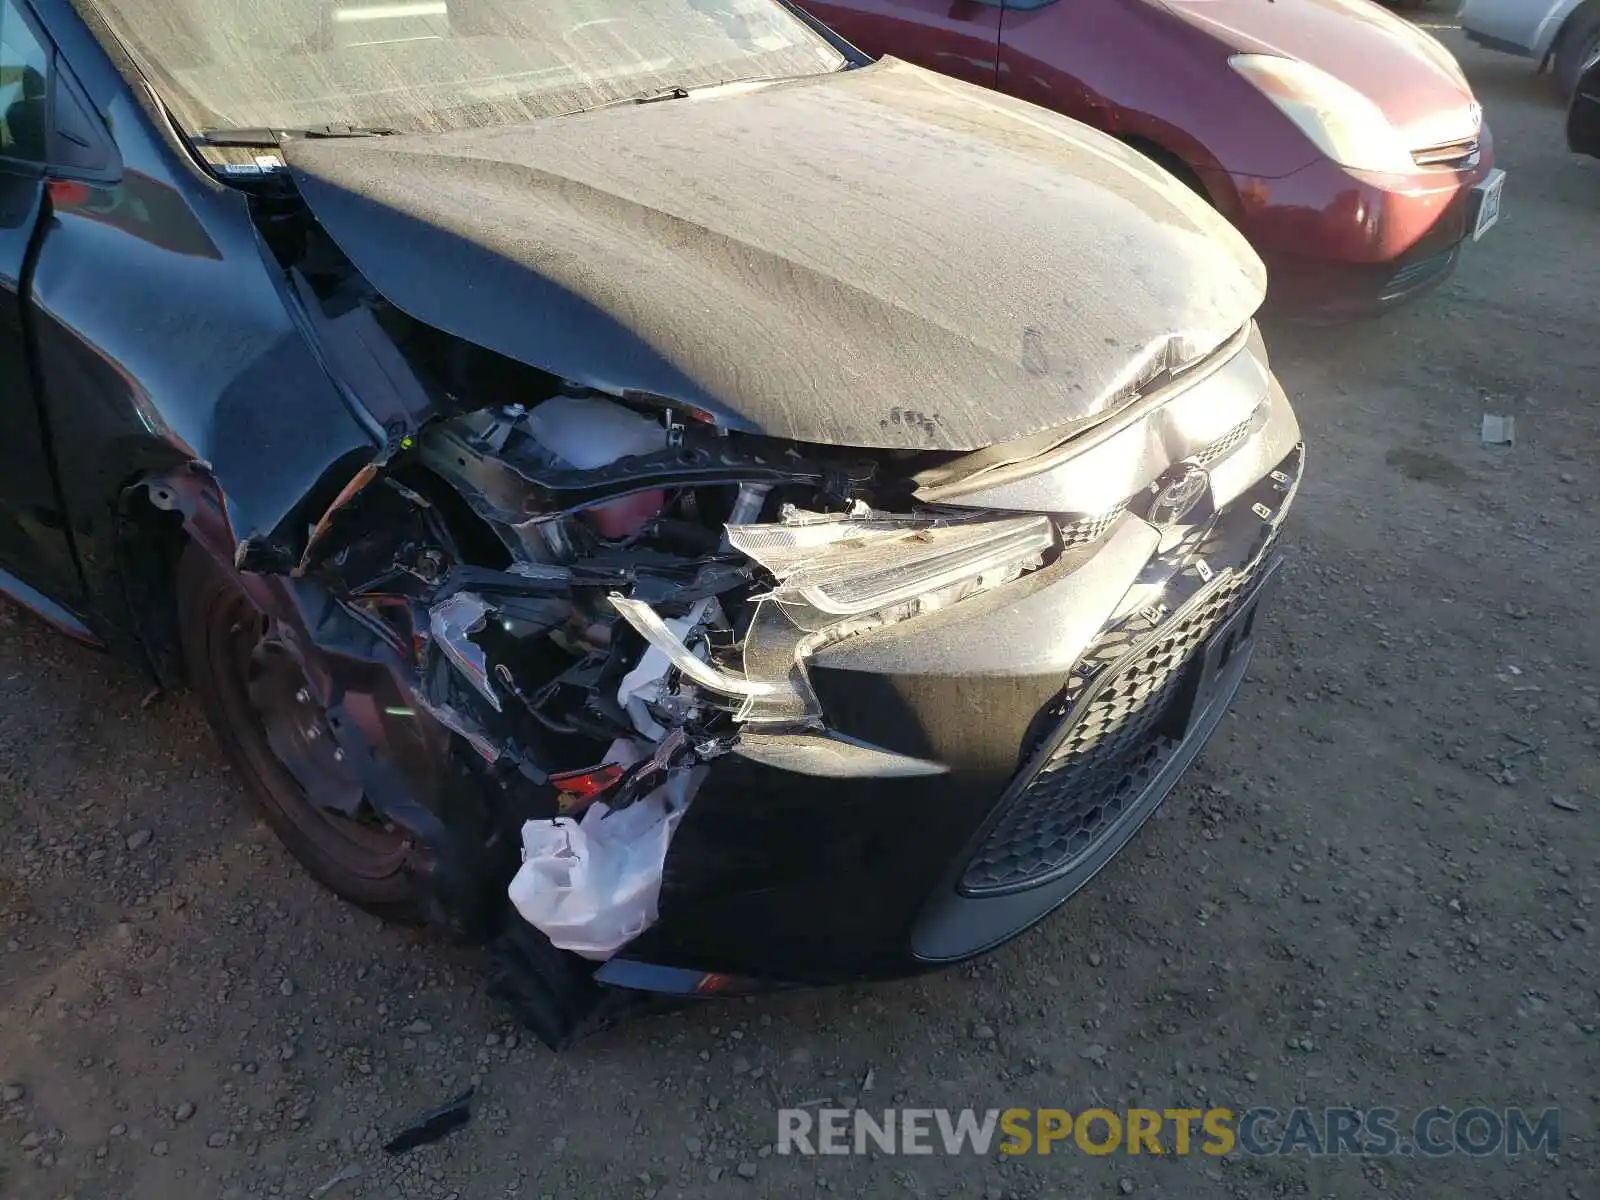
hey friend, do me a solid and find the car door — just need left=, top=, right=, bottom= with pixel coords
left=1460, top=0, right=1577, bottom=58
left=996, top=0, right=1112, bottom=131
left=0, top=0, right=83, bottom=611
left=798, top=0, right=1002, bottom=87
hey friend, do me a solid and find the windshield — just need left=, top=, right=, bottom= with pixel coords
left=78, top=0, right=846, bottom=135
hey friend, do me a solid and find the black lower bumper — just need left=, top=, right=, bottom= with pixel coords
left=598, top=439, right=1303, bottom=993
left=911, top=556, right=1276, bottom=961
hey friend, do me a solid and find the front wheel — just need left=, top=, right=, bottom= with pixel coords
left=1555, top=3, right=1600, bottom=101
left=176, top=543, right=429, bottom=920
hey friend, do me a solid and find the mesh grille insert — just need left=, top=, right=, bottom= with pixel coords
left=960, top=567, right=1258, bottom=895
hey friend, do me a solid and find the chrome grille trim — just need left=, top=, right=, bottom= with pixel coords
left=1412, top=138, right=1481, bottom=169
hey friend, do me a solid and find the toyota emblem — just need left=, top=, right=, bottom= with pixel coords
left=1147, top=462, right=1211, bottom=528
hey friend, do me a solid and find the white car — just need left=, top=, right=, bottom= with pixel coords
left=1460, top=0, right=1600, bottom=96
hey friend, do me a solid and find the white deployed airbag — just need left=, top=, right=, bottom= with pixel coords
left=507, top=767, right=705, bottom=959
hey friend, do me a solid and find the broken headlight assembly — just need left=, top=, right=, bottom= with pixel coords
left=611, top=504, right=1056, bottom=727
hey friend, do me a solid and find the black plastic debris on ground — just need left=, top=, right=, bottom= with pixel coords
left=382, top=1088, right=474, bottom=1155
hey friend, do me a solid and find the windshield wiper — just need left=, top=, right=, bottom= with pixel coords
left=630, top=86, right=691, bottom=105
left=192, top=124, right=400, bottom=148
left=559, top=85, right=697, bottom=118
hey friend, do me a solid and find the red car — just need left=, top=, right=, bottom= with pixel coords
left=796, top=0, right=1504, bottom=316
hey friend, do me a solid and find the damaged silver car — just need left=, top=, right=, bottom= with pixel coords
left=0, top=0, right=1301, bottom=1043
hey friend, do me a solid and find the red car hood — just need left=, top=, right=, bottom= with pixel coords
left=1162, top=0, right=1482, bottom=152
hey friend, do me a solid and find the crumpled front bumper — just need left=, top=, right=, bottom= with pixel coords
left=597, top=350, right=1304, bottom=992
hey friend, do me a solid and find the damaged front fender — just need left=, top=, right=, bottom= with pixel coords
left=139, top=465, right=508, bottom=940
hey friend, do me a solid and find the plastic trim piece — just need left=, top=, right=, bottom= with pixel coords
left=734, top=729, right=949, bottom=777
left=0, top=567, right=100, bottom=645
left=608, top=594, right=783, bottom=698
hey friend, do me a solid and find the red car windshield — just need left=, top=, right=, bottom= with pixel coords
left=78, top=0, right=845, bottom=135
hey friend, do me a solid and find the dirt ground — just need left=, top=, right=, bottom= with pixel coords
left=2, top=28, right=1597, bottom=1200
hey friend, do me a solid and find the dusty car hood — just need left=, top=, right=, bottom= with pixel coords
left=285, top=58, right=1263, bottom=453
left=1161, top=0, right=1481, bottom=152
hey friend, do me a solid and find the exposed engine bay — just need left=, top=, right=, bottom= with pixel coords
left=280, top=221, right=1062, bottom=743
left=153, top=214, right=1070, bottom=935
left=141, top=175, right=1298, bottom=1046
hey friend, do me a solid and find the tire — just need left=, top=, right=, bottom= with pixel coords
left=176, top=542, right=427, bottom=921
left=1555, top=3, right=1600, bottom=101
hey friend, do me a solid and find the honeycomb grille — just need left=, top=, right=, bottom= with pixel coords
left=1193, top=414, right=1256, bottom=468
left=960, top=568, right=1258, bottom=895
left=1058, top=505, right=1127, bottom=548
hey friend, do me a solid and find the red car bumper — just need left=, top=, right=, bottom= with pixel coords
left=1201, top=125, right=1499, bottom=318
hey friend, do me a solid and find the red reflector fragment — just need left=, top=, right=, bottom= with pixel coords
left=47, top=180, right=91, bottom=209
left=548, top=763, right=625, bottom=800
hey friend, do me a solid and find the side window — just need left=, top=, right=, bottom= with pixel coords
left=0, top=0, right=49, bottom=166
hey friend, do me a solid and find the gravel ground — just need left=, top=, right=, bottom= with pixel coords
left=2, top=29, right=1597, bottom=1200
